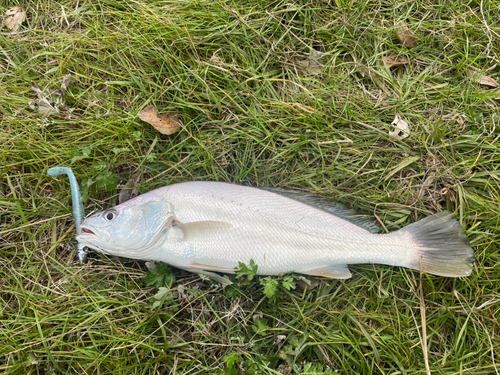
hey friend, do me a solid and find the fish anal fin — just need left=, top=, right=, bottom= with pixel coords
left=302, top=264, right=352, bottom=279
left=175, top=221, right=232, bottom=241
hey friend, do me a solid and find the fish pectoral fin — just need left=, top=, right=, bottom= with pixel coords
left=182, top=267, right=233, bottom=286
left=174, top=221, right=232, bottom=241
left=302, top=264, right=352, bottom=279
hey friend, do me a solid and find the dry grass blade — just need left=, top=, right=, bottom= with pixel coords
left=382, top=55, right=410, bottom=68
left=419, top=276, right=431, bottom=375
left=138, top=105, right=183, bottom=135
left=454, top=291, right=499, bottom=375
left=466, top=70, right=500, bottom=88
left=396, top=21, right=418, bottom=48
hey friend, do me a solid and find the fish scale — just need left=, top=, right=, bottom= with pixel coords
left=160, top=184, right=372, bottom=262
left=77, top=181, right=474, bottom=284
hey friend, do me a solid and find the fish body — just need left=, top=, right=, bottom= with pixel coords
left=77, top=181, right=474, bottom=284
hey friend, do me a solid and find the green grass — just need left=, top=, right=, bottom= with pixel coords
left=1, top=0, right=500, bottom=373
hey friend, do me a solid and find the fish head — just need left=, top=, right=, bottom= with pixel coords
left=76, top=194, right=174, bottom=259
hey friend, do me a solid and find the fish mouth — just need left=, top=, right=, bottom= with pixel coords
left=81, top=227, right=95, bottom=235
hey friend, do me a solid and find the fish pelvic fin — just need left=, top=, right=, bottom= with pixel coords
left=180, top=267, right=233, bottom=285
left=189, top=262, right=236, bottom=274
left=302, top=264, right=352, bottom=279
left=400, top=211, right=475, bottom=277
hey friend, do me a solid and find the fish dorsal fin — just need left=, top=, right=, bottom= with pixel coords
left=174, top=221, right=232, bottom=241
left=260, top=187, right=382, bottom=234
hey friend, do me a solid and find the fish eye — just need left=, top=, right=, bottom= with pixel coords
left=103, top=209, right=118, bottom=221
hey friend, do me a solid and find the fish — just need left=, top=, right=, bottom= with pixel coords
left=76, top=181, right=474, bottom=285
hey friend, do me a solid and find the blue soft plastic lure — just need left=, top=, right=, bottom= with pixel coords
left=47, top=167, right=89, bottom=262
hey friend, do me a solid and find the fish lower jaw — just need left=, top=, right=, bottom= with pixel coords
left=77, top=241, right=160, bottom=260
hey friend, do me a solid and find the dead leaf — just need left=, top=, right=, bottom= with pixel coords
left=389, top=114, right=410, bottom=140
left=138, top=106, right=182, bottom=135
left=396, top=22, right=418, bottom=48
left=485, top=100, right=498, bottom=109
left=382, top=55, right=410, bottom=68
left=297, top=277, right=321, bottom=290
left=297, top=49, right=324, bottom=75
left=29, top=74, right=74, bottom=118
left=466, top=70, right=499, bottom=88
left=4, top=6, right=25, bottom=34
left=252, top=312, right=264, bottom=322
left=119, top=173, right=140, bottom=204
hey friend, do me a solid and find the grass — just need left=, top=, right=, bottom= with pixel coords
left=1, top=0, right=499, bottom=373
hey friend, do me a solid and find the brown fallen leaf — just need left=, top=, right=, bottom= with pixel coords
left=396, top=21, right=418, bottom=48
left=382, top=55, right=409, bottom=68
left=466, top=70, right=499, bottom=88
left=119, top=173, right=140, bottom=204
left=485, top=100, right=498, bottom=110
left=138, top=106, right=182, bottom=135
left=4, top=6, right=25, bottom=34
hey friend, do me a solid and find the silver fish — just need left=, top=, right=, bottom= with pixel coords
left=76, top=181, right=474, bottom=284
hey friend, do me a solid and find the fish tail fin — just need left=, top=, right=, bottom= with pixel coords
left=399, top=211, right=474, bottom=277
